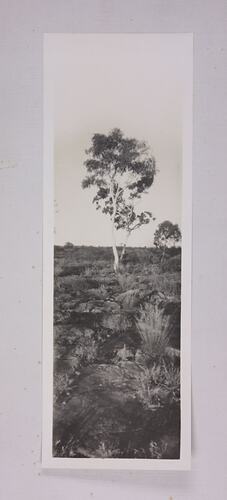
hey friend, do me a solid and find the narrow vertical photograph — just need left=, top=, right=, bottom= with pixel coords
left=43, top=34, right=192, bottom=469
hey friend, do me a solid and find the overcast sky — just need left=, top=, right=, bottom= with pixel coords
left=50, top=34, right=189, bottom=247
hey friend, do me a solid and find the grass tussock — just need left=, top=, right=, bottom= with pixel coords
left=136, top=361, right=180, bottom=409
left=136, top=304, right=170, bottom=363
left=117, top=272, right=137, bottom=291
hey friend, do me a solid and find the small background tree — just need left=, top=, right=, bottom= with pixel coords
left=154, top=221, right=181, bottom=262
left=64, top=242, right=74, bottom=249
left=82, top=128, right=156, bottom=271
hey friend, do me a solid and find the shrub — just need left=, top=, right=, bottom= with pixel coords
left=136, top=304, right=170, bottom=363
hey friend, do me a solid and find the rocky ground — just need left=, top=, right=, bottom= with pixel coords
left=53, top=245, right=181, bottom=459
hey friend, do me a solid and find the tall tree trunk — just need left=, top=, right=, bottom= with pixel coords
left=110, top=185, right=119, bottom=272
left=120, top=231, right=130, bottom=261
left=112, top=219, right=119, bottom=272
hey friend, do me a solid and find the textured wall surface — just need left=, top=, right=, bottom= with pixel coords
left=0, top=1, right=227, bottom=499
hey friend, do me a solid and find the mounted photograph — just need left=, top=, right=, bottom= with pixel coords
left=42, top=33, right=192, bottom=469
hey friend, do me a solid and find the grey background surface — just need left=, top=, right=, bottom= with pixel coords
left=0, top=1, right=227, bottom=499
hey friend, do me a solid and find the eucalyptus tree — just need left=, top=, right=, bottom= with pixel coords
left=82, top=128, right=156, bottom=271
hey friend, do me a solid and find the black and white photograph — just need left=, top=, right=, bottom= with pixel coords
left=42, top=34, right=192, bottom=469
left=3, top=0, right=227, bottom=497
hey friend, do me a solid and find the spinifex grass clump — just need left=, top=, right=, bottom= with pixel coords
left=136, top=362, right=180, bottom=409
left=136, top=304, right=170, bottom=364
left=117, top=272, right=137, bottom=292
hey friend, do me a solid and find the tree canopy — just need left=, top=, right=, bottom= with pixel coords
left=154, top=221, right=181, bottom=256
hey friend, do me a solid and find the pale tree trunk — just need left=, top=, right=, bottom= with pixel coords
left=110, top=183, right=119, bottom=272
left=120, top=231, right=131, bottom=261
left=112, top=217, right=119, bottom=272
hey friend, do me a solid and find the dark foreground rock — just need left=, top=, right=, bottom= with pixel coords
left=53, top=361, right=180, bottom=459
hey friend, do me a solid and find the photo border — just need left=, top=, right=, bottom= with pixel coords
left=42, top=33, right=193, bottom=470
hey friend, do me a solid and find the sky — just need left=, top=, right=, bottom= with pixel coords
left=50, top=34, right=189, bottom=247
